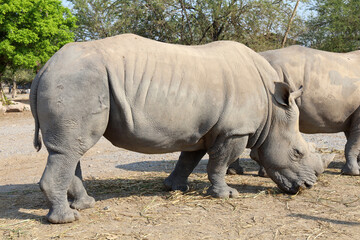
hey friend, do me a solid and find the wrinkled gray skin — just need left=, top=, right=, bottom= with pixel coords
left=229, top=45, right=360, bottom=176
left=30, top=34, right=325, bottom=224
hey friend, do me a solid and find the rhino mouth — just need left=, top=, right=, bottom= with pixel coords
left=272, top=171, right=317, bottom=194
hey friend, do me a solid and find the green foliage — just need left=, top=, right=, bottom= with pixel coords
left=69, top=0, right=120, bottom=41
left=0, top=0, right=77, bottom=76
left=0, top=91, right=12, bottom=105
left=1, top=66, right=35, bottom=85
left=302, top=0, right=360, bottom=52
left=70, top=0, right=307, bottom=51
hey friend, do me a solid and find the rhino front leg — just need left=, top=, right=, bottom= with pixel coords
left=68, top=162, right=95, bottom=210
left=258, top=165, right=268, bottom=177
left=40, top=152, right=81, bottom=223
left=227, top=158, right=244, bottom=175
left=207, top=135, right=248, bottom=198
left=227, top=150, right=269, bottom=177
left=249, top=148, right=268, bottom=177
left=164, top=150, right=207, bottom=192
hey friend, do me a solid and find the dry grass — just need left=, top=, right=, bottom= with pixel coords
left=1, top=119, right=359, bottom=240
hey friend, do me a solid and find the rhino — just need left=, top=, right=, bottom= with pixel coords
left=30, top=34, right=326, bottom=224
left=229, top=45, right=360, bottom=176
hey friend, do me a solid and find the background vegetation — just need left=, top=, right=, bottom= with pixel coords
left=0, top=0, right=76, bottom=100
left=0, top=0, right=359, bottom=97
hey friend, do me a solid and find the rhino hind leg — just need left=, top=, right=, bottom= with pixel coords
left=39, top=104, right=108, bottom=223
left=41, top=138, right=103, bottom=223
left=40, top=152, right=83, bottom=223
left=68, top=163, right=95, bottom=210
left=164, top=150, right=207, bottom=192
left=206, top=135, right=248, bottom=198
left=40, top=120, right=107, bottom=224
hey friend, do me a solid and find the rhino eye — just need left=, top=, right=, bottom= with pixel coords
left=293, top=148, right=303, bottom=158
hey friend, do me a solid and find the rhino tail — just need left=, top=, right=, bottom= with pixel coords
left=30, top=70, right=43, bottom=152
left=33, top=115, right=42, bottom=152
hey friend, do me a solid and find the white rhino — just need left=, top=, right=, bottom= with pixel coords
left=230, top=45, right=360, bottom=176
left=30, top=34, right=326, bottom=224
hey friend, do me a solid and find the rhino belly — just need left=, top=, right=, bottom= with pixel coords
left=103, top=120, right=207, bottom=154
left=299, top=105, right=351, bottom=134
left=102, top=99, right=213, bottom=154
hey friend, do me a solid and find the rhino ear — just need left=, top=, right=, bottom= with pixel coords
left=274, top=82, right=291, bottom=107
left=290, top=85, right=303, bottom=100
left=274, top=82, right=303, bottom=107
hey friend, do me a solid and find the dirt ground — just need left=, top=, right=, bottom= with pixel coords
left=0, top=98, right=359, bottom=239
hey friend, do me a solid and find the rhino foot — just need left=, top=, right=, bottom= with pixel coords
left=258, top=166, right=269, bottom=177
left=341, top=164, right=360, bottom=176
left=70, top=195, right=95, bottom=210
left=227, top=159, right=244, bottom=175
left=164, top=175, right=189, bottom=192
left=47, top=207, right=80, bottom=224
left=207, top=185, right=239, bottom=198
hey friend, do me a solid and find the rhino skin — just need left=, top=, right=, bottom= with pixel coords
left=30, top=34, right=324, bottom=224
left=230, top=45, right=360, bottom=176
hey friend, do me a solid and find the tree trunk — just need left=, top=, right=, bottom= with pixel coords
left=281, top=0, right=300, bottom=48
left=11, top=80, right=17, bottom=99
left=0, top=82, right=5, bottom=104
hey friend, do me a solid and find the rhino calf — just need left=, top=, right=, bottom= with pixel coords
left=31, top=34, right=326, bottom=223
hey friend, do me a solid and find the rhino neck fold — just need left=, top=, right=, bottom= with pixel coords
left=246, top=70, right=273, bottom=150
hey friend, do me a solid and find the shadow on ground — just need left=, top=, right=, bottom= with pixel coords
left=116, top=157, right=259, bottom=174
left=0, top=173, right=273, bottom=222
left=289, top=213, right=360, bottom=226
left=327, top=160, right=344, bottom=169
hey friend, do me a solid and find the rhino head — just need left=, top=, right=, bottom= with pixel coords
left=254, top=82, right=328, bottom=194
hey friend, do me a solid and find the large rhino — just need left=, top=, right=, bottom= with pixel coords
left=230, top=46, right=360, bottom=176
left=31, top=34, right=326, bottom=224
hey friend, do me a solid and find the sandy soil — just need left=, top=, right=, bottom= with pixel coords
left=0, top=108, right=359, bottom=239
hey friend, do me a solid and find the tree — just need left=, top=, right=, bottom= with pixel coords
left=0, top=66, right=35, bottom=98
left=282, top=0, right=300, bottom=48
left=70, top=0, right=183, bottom=42
left=69, top=0, right=123, bottom=41
left=0, top=0, right=77, bottom=98
left=70, top=0, right=307, bottom=51
left=301, top=0, right=360, bottom=52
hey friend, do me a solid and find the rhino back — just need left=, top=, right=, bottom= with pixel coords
left=261, top=46, right=360, bottom=133
left=96, top=34, right=268, bottom=153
